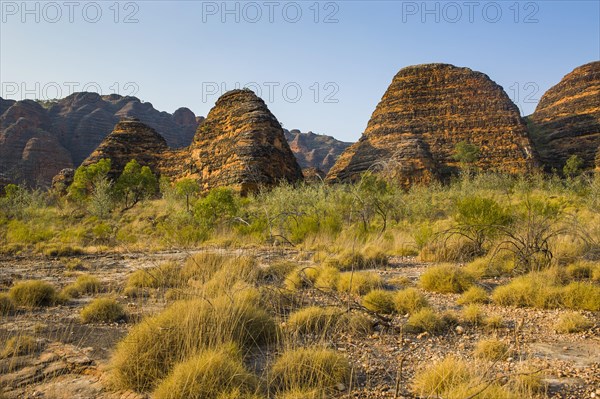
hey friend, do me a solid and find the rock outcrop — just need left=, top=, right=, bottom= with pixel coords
left=80, top=90, right=303, bottom=194
left=284, top=129, right=351, bottom=173
left=327, top=63, right=537, bottom=186
left=164, top=89, right=303, bottom=194
left=82, top=118, right=168, bottom=179
left=0, top=93, right=199, bottom=187
left=527, top=61, right=600, bottom=173
left=0, top=100, right=73, bottom=187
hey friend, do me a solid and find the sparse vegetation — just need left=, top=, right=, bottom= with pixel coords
left=1, top=335, right=37, bottom=358
left=407, top=308, right=446, bottom=333
left=0, top=293, right=16, bottom=315
left=474, top=338, right=510, bottom=361
left=393, top=288, right=429, bottom=314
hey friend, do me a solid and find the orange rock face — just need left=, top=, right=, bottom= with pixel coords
left=284, top=129, right=351, bottom=173
left=327, top=64, right=537, bottom=186
left=528, top=61, right=600, bottom=173
left=165, top=89, right=303, bottom=194
left=79, top=90, right=302, bottom=194
left=81, top=118, right=168, bottom=179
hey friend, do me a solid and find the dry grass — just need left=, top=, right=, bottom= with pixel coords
left=286, top=306, right=341, bottom=335
left=361, top=289, right=395, bottom=314
left=1, top=335, right=37, bottom=358
left=9, top=280, right=56, bottom=307
left=420, top=265, right=474, bottom=294
left=269, top=347, right=350, bottom=394
left=554, top=312, right=593, bottom=333
left=473, top=338, right=510, bottom=361
left=80, top=297, right=126, bottom=323
left=152, top=345, right=258, bottom=399
left=407, top=308, right=446, bottom=333
left=337, top=271, right=382, bottom=295
left=461, top=304, right=484, bottom=326
left=61, top=274, right=101, bottom=298
left=393, top=288, right=429, bottom=315
left=0, top=293, right=15, bottom=315
left=457, top=286, right=489, bottom=305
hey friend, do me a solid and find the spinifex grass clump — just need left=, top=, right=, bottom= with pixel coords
left=420, top=264, right=474, bottom=293
left=80, top=297, right=126, bottom=323
left=110, top=294, right=277, bottom=392
left=269, top=347, right=351, bottom=394
left=0, top=293, right=15, bottom=315
left=337, top=271, right=382, bottom=295
left=554, top=312, right=593, bottom=333
left=61, top=274, right=101, bottom=298
left=152, top=345, right=258, bottom=399
left=394, top=288, right=429, bottom=314
left=9, top=280, right=57, bottom=307
left=286, top=306, right=342, bottom=335
left=362, top=289, right=396, bottom=314
left=473, top=338, right=510, bottom=361
left=1, top=335, right=37, bottom=358
left=407, top=308, right=446, bottom=333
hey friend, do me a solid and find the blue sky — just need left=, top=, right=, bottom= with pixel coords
left=1, top=1, right=599, bottom=142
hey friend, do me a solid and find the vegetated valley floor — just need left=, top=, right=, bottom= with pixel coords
left=0, top=249, right=598, bottom=399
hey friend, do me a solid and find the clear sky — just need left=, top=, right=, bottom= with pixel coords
left=1, top=1, right=599, bottom=142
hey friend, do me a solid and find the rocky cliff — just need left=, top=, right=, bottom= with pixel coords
left=326, top=63, right=537, bottom=186
left=166, top=89, right=303, bottom=194
left=0, top=93, right=199, bottom=187
left=81, top=118, right=168, bottom=179
left=79, top=90, right=303, bottom=194
left=284, top=129, right=351, bottom=173
left=527, top=61, right=600, bottom=173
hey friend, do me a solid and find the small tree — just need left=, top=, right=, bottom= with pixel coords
left=453, top=141, right=480, bottom=175
left=68, top=159, right=112, bottom=201
left=115, top=160, right=158, bottom=210
left=194, top=187, right=239, bottom=229
left=563, top=154, right=584, bottom=178
left=174, top=178, right=200, bottom=213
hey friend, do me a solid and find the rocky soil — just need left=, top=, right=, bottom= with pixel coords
left=0, top=250, right=598, bottom=399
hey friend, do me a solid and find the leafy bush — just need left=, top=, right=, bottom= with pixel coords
left=420, top=265, right=474, bottom=293
left=152, top=346, right=257, bottom=399
left=9, top=280, right=56, bottom=307
left=269, top=347, right=350, bottom=393
left=457, top=286, right=489, bottom=304
left=80, top=298, right=126, bottom=323
left=393, top=288, right=429, bottom=314
left=474, top=338, right=510, bottom=361
left=361, top=289, right=395, bottom=313
left=554, top=312, right=593, bottom=333
left=337, top=271, right=382, bottom=295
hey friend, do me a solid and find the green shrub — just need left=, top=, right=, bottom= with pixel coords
left=269, top=347, right=350, bottom=393
left=474, top=338, right=510, bottom=361
left=1, top=335, right=36, bottom=358
left=110, top=295, right=277, bottom=392
left=362, top=289, right=395, bottom=313
left=153, top=346, right=257, bottom=399
left=457, top=286, right=489, bottom=305
left=80, top=298, right=126, bottom=323
left=286, top=306, right=341, bottom=335
left=0, top=293, right=15, bottom=315
left=337, top=271, right=382, bottom=295
left=420, top=265, right=474, bottom=294
left=9, top=280, right=56, bottom=307
left=407, top=308, right=446, bottom=333
left=554, top=312, right=593, bottom=333
left=393, top=288, right=429, bottom=314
